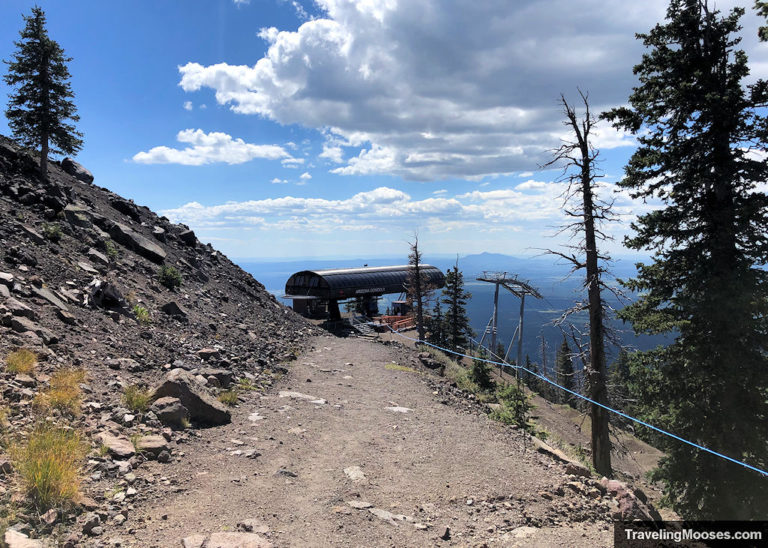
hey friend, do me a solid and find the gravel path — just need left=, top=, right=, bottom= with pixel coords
left=127, top=336, right=612, bottom=547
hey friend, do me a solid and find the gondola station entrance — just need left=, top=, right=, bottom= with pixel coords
left=283, top=265, right=445, bottom=329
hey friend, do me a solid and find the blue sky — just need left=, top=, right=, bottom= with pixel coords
left=2, top=0, right=767, bottom=260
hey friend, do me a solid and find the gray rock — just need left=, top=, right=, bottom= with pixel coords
left=63, top=205, right=93, bottom=228
left=135, top=435, right=169, bottom=458
left=178, top=229, right=197, bottom=246
left=18, top=224, right=45, bottom=245
left=4, top=297, right=36, bottom=319
left=107, top=221, right=166, bottom=264
left=161, top=301, right=187, bottom=318
left=151, top=369, right=231, bottom=426
left=181, top=535, right=207, bottom=548
left=4, top=529, right=44, bottom=548
left=150, top=396, right=189, bottom=428
left=0, top=459, right=13, bottom=475
left=94, top=432, right=135, bottom=459
left=0, top=272, right=14, bottom=286
left=152, top=226, right=166, bottom=242
left=0, top=285, right=9, bottom=299
left=62, top=158, right=94, bottom=184
left=87, top=248, right=109, bottom=265
left=199, top=368, right=232, bottom=388
left=30, top=286, right=69, bottom=311
left=81, top=512, right=101, bottom=535
left=9, top=316, right=56, bottom=344
left=204, top=532, right=272, bottom=548
left=56, top=309, right=77, bottom=325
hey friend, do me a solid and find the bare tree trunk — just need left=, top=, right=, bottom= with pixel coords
left=546, top=92, right=612, bottom=476
left=581, top=142, right=612, bottom=477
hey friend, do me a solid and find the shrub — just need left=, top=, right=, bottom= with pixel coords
left=10, top=422, right=88, bottom=511
left=123, top=385, right=151, bottom=413
left=237, top=378, right=258, bottom=391
left=132, top=305, right=151, bottom=325
left=6, top=348, right=37, bottom=374
left=103, top=239, right=119, bottom=261
left=158, top=265, right=182, bottom=289
left=218, top=390, right=239, bottom=406
left=491, top=383, right=533, bottom=430
left=35, top=368, right=86, bottom=416
left=41, top=223, right=62, bottom=243
left=470, top=353, right=496, bottom=392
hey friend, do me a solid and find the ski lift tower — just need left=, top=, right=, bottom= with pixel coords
left=476, top=272, right=542, bottom=380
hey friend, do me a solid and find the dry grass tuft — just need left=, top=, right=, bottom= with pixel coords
left=218, top=390, right=239, bottom=406
left=6, top=348, right=37, bottom=375
left=10, top=422, right=88, bottom=511
left=123, top=385, right=151, bottom=413
left=384, top=362, right=419, bottom=373
left=34, top=368, right=86, bottom=416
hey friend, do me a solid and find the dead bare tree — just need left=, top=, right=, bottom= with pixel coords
left=543, top=90, right=617, bottom=476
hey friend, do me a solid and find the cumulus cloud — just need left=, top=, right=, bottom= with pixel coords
left=133, top=129, right=293, bottom=166
left=161, top=179, right=654, bottom=235
left=183, top=101, right=193, bottom=111
left=175, top=0, right=768, bottom=181
left=299, top=172, right=312, bottom=180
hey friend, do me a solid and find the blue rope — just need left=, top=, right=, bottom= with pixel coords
left=386, top=326, right=768, bottom=477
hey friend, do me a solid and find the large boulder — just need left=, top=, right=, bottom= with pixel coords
left=62, top=157, right=94, bottom=184
left=107, top=221, right=166, bottom=264
left=151, top=369, right=230, bottom=426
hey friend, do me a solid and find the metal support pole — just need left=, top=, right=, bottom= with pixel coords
left=491, top=282, right=500, bottom=357
left=516, top=294, right=525, bottom=384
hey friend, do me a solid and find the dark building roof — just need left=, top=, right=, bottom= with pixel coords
left=285, top=264, right=445, bottom=300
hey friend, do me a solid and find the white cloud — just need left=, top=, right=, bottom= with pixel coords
left=271, top=177, right=289, bottom=184
left=179, top=0, right=767, bottom=181
left=161, top=179, right=655, bottom=235
left=133, top=129, right=293, bottom=166
left=281, top=157, right=305, bottom=167
left=299, top=172, right=312, bottom=180
left=183, top=101, right=193, bottom=111
left=233, top=0, right=249, bottom=6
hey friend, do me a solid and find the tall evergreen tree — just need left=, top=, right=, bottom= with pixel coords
left=440, top=261, right=472, bottom=354
left=4, top=7, right=83, bottom=179
left=426, top=300, right=446, bottom=348
left=603, top=0, right=768, bottom=519
left=555, top=337, right=576, bottom=407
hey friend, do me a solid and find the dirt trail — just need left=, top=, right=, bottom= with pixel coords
left=127, top=336, right=613, bottom=547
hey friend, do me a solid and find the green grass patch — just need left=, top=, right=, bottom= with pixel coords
left=132, top=305, right=151, bottom=325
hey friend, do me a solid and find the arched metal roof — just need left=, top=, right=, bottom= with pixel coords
left=285, top=264, right=445, bottom=300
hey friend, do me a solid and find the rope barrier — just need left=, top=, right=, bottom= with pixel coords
left=386, top=326, right=768, bottom=477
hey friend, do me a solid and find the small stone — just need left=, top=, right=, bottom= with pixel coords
left=343, top=466, right=366, bottom=483
left=346, top=501, right=373, bottom=509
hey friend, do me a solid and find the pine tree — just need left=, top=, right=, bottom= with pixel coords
left=440, top=262, right=472, bottom=354
left=470, top=346, right=495, bottom=392
left=426, top=300, right=446, bottom=348
left=555, top=337, right=575, bottom=407
left=603, top=0, right=768, bottom=519
left=4, top=7, right=83, bottom=179
left=405, top=235, right=433, bottom=341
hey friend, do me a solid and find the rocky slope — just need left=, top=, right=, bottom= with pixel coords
left=0, top=135, right=319, bottom=545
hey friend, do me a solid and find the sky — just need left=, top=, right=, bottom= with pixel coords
left=1, top=0, right=767, bottom=261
